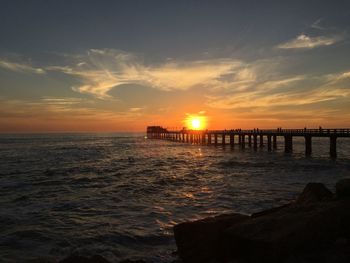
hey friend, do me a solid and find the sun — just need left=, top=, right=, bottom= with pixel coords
left=185, top=115, right=207, bottom=130
left=191, top=118, right=201, bottom=129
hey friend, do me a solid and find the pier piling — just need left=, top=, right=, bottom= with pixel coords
left=305, top=136, right=312, bottom=156
left=273, top=135, right=277, bottom=149
left=253, top=135, right=258, bottom=150
left=230, top=134, right=234, bottom=147
left=241, top=135, right=245, bottom=149
left=284, top=135, right=293, bottom=153
left=330, top=136, right=337, bottom=158
left=260, top=135, right=264, bottom=148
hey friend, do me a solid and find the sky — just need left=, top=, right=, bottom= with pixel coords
left=0, top=0, right=350, bottom=132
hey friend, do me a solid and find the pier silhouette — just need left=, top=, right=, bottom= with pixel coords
left=147, top=126, right=350, bottom=158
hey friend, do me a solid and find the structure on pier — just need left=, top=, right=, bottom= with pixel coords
left=146, top=126, right=350, bottom=158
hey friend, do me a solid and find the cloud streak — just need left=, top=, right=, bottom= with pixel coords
left=0, top=59, right=45, bottom=74
left=0, top=97, right=144, bottom=121
left=206, top=71, right=350, bottom=110
left=277, top=34, right=340, bottom=49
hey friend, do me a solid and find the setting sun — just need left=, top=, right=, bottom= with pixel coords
left=185, top=115, right=207, bottom=130
left=191, top=118, right=201, bottom=129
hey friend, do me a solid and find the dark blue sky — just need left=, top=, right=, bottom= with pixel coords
left=0, top=0, right=350, bottom=131
left=1, top=0, right=349, bottom=57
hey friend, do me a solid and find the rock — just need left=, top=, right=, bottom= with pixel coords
left=119, top=260, right=147, bottom=263
left=252, top=203, right=290, bottom=218
left=59, top=255, right=110, bottom=263
left=28, top=259, right=53, bottom=263
left=296, top=182, right=333, bottom=205
left=90, top=256, right=110, bottom=263
left=336, top=178, right=350, bottom=199
left=173, top=213, right=249, bottom=263
left=173, top=181, right=350, bottom=263
left=224, top=199, right=350, bottom=262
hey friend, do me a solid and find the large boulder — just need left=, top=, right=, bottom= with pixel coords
left=59, top=255, right=110, bottom=263
left=336, top=178, right=350, bottom=199
left=224, top=200, right=350, bottom=262
left=59, top=256, right=146, bottom=263
left=119, top=260, right=147, bottom=263
left=173, top=182, right=350, bottom=263
left=296, top=182, right=333, bottom=205
left=251, top=203, right=290, bottom=218
left=120, top=259, right=146, bottom=263
left=173, top=213, right=249, bottom=262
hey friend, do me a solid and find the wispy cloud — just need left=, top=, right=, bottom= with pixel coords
left=0, top=97, right=141, bottom=121
left=51, top=50, right=345, bottom=118
left=129, top=107, right=143, bottom=112
left=47, top=49, right=242, bottom=99
left=0, top=59, right=45, bottom=74
left=310, top=18, right=326, bottom=30
left=2, top=48, right=349, bottom=128
left=0, top=96, right=152, bottom=132
left=324, top=71, right=350, bottom=84
left=277, top=34, right=340, bottom=49
left=206, top=71, right=350, bottom=110
left=0, top=97, right=94, bottom=116
left=40, top=97, right=84, bottom=105
left=258, top=76, right=305, bottom=91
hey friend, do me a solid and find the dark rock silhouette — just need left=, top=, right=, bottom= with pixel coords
left=119, top=260, right=147, bottom=263
left=59, top=255, right=146, bottom=263
left=173, top=213, right=249, bottom=262
left=59, top=255, right=110, bottom=263
left=58, top=256, right=147, bottom=263
left=174, top=179, right=350, bottom=263
left=296, top=182, right=333, bottom=204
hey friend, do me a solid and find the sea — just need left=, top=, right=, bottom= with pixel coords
left=0, top=133, right=349, bottom=262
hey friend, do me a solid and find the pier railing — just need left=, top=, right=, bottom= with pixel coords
left=147, top=126, right=350, bottom=158
left=168, top=128, right=350, bottom=136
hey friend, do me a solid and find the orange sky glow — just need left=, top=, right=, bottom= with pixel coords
left=1, top=2, right=350, bottom=132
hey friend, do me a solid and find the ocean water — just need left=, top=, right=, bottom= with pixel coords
left=0, top=133, right=349, bottom=262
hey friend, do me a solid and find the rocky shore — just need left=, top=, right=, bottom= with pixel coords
left=42, top=179, right=350, bottom=263
left=57, top=256, right=146, bottom=263
left=174, top=179, right=350, bottom=263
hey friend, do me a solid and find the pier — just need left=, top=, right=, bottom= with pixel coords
left=147, top=126, right=350, bottom=158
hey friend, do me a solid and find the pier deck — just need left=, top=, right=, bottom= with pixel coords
left=147, top=126, right=350, bottom=157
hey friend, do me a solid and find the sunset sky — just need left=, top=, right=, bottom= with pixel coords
left=1, top=0, right=350, bottom=132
